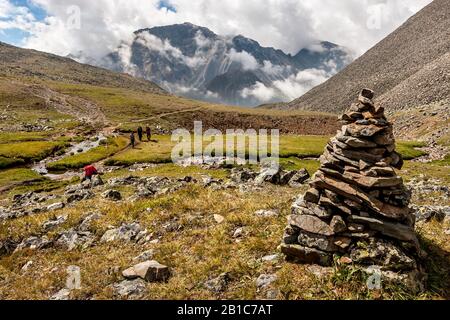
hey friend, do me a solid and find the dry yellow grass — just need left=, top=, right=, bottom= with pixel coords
left=1, top=162, right=449, bottom=300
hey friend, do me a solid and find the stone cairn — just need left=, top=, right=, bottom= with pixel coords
left=281, top=89, right=424, bottom=289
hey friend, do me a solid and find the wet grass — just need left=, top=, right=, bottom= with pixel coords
left=46, top=137, right=129, bottom=171
left=105, top=136, right=174, bottom=166
left=278, top=135, right=329, bottom=158
left=105, top=134, right=427, bottom=167
left=0, top=132, right=52, bottom=144
left=0, top=168, right=44, bottom=189
left=396, top=141, right=427, bottom=160
left=0, top=141, right=68, bottom=163
left=432, top=154, right=450, bottom=167
left=279, top=158, right=320, bottom=174
left=0, top=156, right=25, bottom=169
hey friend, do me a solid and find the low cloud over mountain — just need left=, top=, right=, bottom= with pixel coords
left=87, top=23, right=352, bottom=106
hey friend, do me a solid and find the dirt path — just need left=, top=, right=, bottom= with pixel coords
left=26, top=85, right=108, bottom=126
left=129, top=107, right=203, bottom=124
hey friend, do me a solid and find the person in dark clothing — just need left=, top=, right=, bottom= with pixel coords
left=137, top=126, right=143, bottom=142
left=82, top=165, right=98, bottom=182
left=146, top=126, right=151, bottom=142
left=130, top=132, right=136, bottom=148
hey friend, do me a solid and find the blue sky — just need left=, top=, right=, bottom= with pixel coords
left=0, top=0, right=46, bottom=45
left=10, top=0, right=46, bottom=19
left=158, top=0, right=176, bottom=13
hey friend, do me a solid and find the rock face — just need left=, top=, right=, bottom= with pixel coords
left=281, top=89, right=424, bottom=291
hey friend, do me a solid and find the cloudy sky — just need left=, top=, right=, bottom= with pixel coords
left=0, top=0, right=432, bottom=60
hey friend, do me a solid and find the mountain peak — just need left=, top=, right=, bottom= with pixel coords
left=101, top=23, right=352, bottom=106
left=135, top=23, right=217, bottom=38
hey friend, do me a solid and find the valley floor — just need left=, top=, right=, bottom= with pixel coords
left=0, top=125, right=449, bottom=300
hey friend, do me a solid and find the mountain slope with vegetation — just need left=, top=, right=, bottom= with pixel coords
left=0, top=42, right=165, bottom=95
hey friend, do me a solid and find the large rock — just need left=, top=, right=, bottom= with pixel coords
left=347, top=215, right=418, bottom=244
left=42, top=215, right=67, bottom=231
left=100, top=223, right=143, bottom=243
left=288, top=169, right=310, bottom=187
left=15, top=236, right=52, bottom=251
left=112, top=279, right=147, bottom=299
left=297, top=231, right=351, bottom=253
left=91, top=175, right=104, bottom=187
left=0, top=239, right=17, bottom=256
left=67, top=190, right=94, bottom=204
left=343, top=124, right=386, bottom=138
left=78, top=212, right=102, bottom=231
left=47, top=202, right=65, bottom=211
left=204, top=273, right=230, bottom=293
left=281, top=244, right=332, bottom=266
left=122, top=260, right=170, bottom=282
left=288, top=215, right=335, bottom=236
left=255, top=164, right=281, bottom=185
left=55, top=229, right=95, bottom=251
left=255, top=274, right=277, bottom=289
left=230, top=168, right=257, bottom=184
left=312, top=172, right=411, bottom=221
left=102, top=190, right=122, bottom=201
left=350, top=238, right=416, bottom=271
left=335, top=133, right=377, bottom=148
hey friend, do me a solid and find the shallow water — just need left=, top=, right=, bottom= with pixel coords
left=31, top=134, right=107, bottom=180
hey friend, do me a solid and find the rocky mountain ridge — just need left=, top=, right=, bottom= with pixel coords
left=91, top=23, right=352, bottom=106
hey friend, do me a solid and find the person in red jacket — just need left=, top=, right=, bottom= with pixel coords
left=82, top=165, right=98, bottom=182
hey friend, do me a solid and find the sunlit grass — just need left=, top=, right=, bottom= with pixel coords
left=0, top=141, right=68, bottom=162
left=46, top=137, right=129, bottom=171
left=0, top=132, right=52, bottom=144
left=0, top=168, right=44, bottom=188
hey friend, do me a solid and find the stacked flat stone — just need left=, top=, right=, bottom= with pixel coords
left=281, top=89, right=423, bottom=283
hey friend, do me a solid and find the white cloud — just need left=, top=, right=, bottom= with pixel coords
left=135, top=31, right=205, bottom=68
left=273, top=68, right=330, bottom=100
left=241, top=67, right=332, bottom=103
left=0, top=0, right=13, bottom=18
left=194, top=30, right=212, bottom=48
left=261, top=60, right=292, bottom=77
left=227, top=48, right=259, bottom=71
left=0, top=0, right=432, bottom=59
left=136, top=31, right=181, bottom=58
left=0, top=0, right=38, bottom=37
left=306, top=43, right=326, bottom=53
left=115, top=41, right=138, bottom=75
left=241, top=82, right=277, bottom=102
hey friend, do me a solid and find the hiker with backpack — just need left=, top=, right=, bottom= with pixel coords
left=137, top=126, right=143, bottom=142
left=82, top=164, right=98, bottom=182
left=130, top=132, right=136, bottom=148
left=146, top=126, right=151, bottom=142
